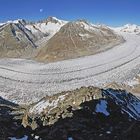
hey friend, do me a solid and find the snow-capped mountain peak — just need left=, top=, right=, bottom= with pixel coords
left=114, top=23, right=140, bottom=34
left=39, top=17, right=67, bottom=32
left=7, top=19, right=24, bottom=24
left=23, top=17, right=68, bottom=47
left=122, top=24, right=140, bottom=33
left=46, top=16, right=68, bottom=24
left=0, top=19, right=26, bottom=26
left=124, top=23, right=138, bottom=28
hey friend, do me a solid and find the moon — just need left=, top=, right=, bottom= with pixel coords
left=40, top=9, right=43, bottom=12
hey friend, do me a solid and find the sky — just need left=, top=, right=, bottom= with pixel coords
left=0, top=0, right=140, bottom=26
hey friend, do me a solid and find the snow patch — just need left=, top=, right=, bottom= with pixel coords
left=95, top=100, right=110, bottom=116
left=26, top=18, right=67, bottom=35
left=79, top=33, right=92, bottom=38
left=30, top=94, right=66, bottom=113
left=68, top=137, right=74, bottom=140
left=104, top=89, right=140, bottom=120
left=9, top=135, right=28, bottom=140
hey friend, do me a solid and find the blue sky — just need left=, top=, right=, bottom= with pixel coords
left=0, top=0, right=140, bottom=26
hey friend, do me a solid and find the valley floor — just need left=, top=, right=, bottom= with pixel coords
left=0, top=32, right=140, bottom=104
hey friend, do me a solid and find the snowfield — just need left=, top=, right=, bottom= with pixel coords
left=0, top=31, right=140, bottom=104
left=95, top=100, right=110, bottom=116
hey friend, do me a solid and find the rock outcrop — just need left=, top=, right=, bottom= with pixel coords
left=1, top=87, right=140, bottom=140
left=0, top=97, right=28, bottom=139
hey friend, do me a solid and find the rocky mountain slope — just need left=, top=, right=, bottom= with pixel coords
left=0, top=19, right=37, bottom=58
left=36, top=20, right=124, bottom=62
left=1, top=87, right=140, bottom=140
left=0, top=17, right=67, bottom=58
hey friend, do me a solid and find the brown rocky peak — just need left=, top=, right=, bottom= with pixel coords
left=37, top=16, right=59, bottom=24
left=38, top=16, right=64, bottom=25
left=76, top=19, right=90, bottom=24
left=36, top=19, right=124, bottom=62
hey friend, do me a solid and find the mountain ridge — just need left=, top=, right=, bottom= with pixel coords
left=0, top=16, right=139, bottom=62
left=1, top=87, right=140, bottom=140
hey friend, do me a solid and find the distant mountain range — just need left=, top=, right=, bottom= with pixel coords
left=0, top=17, right=139, bottom=62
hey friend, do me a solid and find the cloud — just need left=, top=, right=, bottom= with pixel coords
left=39, top=9, right=43, bottom=12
